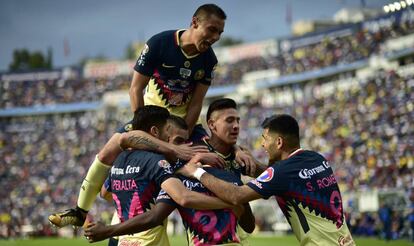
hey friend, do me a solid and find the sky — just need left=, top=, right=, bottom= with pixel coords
left=0, top=0, right=391, bottom=71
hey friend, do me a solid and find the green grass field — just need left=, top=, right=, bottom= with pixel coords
left=0, top=235, right=412, bottom=246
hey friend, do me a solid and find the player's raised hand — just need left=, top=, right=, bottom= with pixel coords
left=235, top=148, right=257, bottom=177
left=173, top=143, right=208, bottom=161
left=190, top=144, right=209, bottom=153
left=192, top=152, right=226, bottom=168
left=84, top=222, right=112, bottom=243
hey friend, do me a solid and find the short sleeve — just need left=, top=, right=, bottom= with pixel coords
left=115, top=120, right=133, bottom=133
left=171, top=159, right=186, bottom=173
left=247, top=165, right=286, bottom=199
left=150, top=156, right=175, bottom=187
left=104, top=176, right=111, bottom=192
left=134, top=34, right=161, bottom=76
left=156, top=189, right=177, bottom=207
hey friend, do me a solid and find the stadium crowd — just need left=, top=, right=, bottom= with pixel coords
left=211, top=14, right=414, bottom=86
left=0, top=75, right=130, bottom=109
left=0, top=110, right=131, bottom=238
left=2, top=10, right=414, bottom=107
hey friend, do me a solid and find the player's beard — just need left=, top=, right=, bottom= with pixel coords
left=268, top=152, right=281, bottom=165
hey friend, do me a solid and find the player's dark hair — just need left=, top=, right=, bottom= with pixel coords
left=193, top=4, right=227, bottom=20
left=206, top=98, right=237, bottom=121
left=132, top=105, right=170, bottom=132
left=168, top=115, right=188, bottom=130
left=261, top=114, right=300, bottom=147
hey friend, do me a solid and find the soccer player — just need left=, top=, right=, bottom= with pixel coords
left=84, top=99, right=256, bottom=245
left=129, top=3, right=226, bottom=137
left=49, top=4, right=246, bottom=228
left=88, top=105, right=235, bottom=246
left=178, top=114, right=356, bottom=246
left=97, top=114, right=199, bottom=246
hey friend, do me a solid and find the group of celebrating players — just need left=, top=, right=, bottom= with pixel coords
left=48, top=4, right=355, bottom=246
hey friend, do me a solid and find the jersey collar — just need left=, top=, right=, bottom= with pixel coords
left=175, top=29, right=200, bottom=59
left=287, top=148, right=303, bottom=158
left=202, top=138, right=233, bottom=159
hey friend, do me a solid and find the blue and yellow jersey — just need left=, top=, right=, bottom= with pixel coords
left=109, top=150, right=174, bottom=246
left=247, top=149, right=355, bottom=246
left=157, top=167, right=243, bottom=246
left=135, top=29, right=217, bottom=120
left=202, top=139, right=247, bottom=177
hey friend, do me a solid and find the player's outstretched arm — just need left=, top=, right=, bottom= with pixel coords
left=161, top=177, right=233, bottom=210
left=119, top=130, right=208, bottom=162
left=84, top=203, right=174, bottom=243
left=185, top=83, right=209, bottom=133
left=129, top=71, right=150, bottom=113
left=178, top=163, right=262, bottom=205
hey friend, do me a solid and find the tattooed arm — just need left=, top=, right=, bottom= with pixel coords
left=118, top=130, right=202, bottom=162
left=119, top=131, right=160, bottom=151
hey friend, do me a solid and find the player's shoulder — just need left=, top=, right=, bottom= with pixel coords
left=206, top=46, right=217, bottom=56
left=143, top=150, right=167, bottom=161
left=273, top=150, right=327, bottom=172
left=126, top=149, right=166, bottom=162
left=297, top=150, right=326, bottom=162
left=204, top=46, right=217, bottom=61
left=198, top=138, right=210, bottom=148
left=149, top=29, right=177, bottom=42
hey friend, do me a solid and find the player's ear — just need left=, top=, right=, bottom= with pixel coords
left=207, top=118, right=215, bottom=132
left=191, top=16, right=199, bottom=28
left=149, top=126, right=159, bottom=138
left=276, top=136, right=284, bottom=150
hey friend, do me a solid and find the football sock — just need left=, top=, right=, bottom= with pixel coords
left=77, top=155, right=111, bottom=211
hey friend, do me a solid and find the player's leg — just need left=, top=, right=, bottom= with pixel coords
left=77, top=133, right=122, bottom=211
left=48, top=133, right=122, bottom=227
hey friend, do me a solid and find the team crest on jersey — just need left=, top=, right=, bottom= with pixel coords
left=194, top=69, right=205, bottom=80
left=184, top=60, right=191, bottom=68
left=257, top=167, right=274, bottom=182
left=158, top=159, right=173, bottom=174
left=180, top=68, right=192, bottom=79
left=124, top=123, right=133, bottom=132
